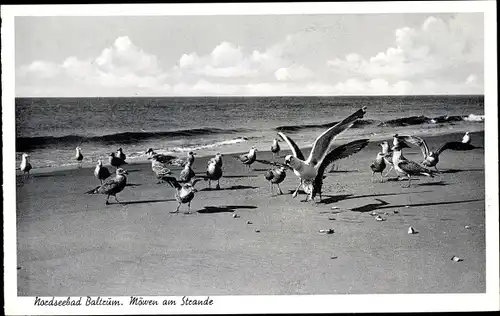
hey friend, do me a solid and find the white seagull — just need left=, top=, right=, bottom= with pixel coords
left=20, top=153, right=33, bottom=179
left=279, top=107, right=367, bottom=199
left=271, top=138, right=281, bottom=160
left=163, top=177, right=203, bottom=214
left=75, top=146, right=84, bottom=166
left=116, top=148, right=127, bottom=161
left=462, top=132, right=471, bottom=144
left=235, top=146, right=258, bottom=171
left=94, top=159, right=111, bottom=184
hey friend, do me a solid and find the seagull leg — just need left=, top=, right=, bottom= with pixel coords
left=269, top=182, right=273, bottom=195
left=105, top=195, right=110, bottom=205
left=216, top=180, right=220, bottom=190
left=404, top=175, right=412, bottom=188
left=384, top=165, right=393, bottom=177
left=170, top=202, right=181, bottom=214
left=277, top=184, right=283, bottom=195
left=380, top=172, right=384, bottom=183
left=185, top=202, right=192, bottom=214
left=371, top=171, right=375, bottom=183
left=292, top=181, right=302, bottom=198
left=114, top=195, right=121, bottom=204
left=208, top=179, right=211, bottom=189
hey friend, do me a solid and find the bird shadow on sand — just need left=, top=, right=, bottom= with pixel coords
left=197, top=205, right=258, bottom=214
left=111, top=198, right=175, bottom=205
left=125, top=183, right=142, bottom=187
left=417, top=181, right=449, bottom=186
left=200, top=185, right=258, bottom=192
left=327, top=170, right=360, bottom=173
left=439, top=168, right=484, bottom=174
left=252, top=168, right=272, bottom=172
left=385, top=177, right=421, bottom=182
left=347, top=198, right=484, bottom=213
left=317, top=190, right=434, bottom=205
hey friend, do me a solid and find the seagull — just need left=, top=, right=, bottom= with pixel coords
left=234, top=146, right=258, bottom=171
left=75, top=147, right=84, bottom=166
left=86, top=168, right=128, bottom=205
left=148, top=154, right=173, bottom=183
left=271, top=138, right=281, bottom=160
left=206, top=158, right=223, bottom=189
left=279, top=107, right=367, bottom=200
left=179, top=161, right=196, bottom=183
left=20, top=153, right=32, bottom=179
left=169, top=151, right=197, bottom=167
left=380, top=141, right=395, bottom=176
left=94, top=159, right=111, bottom=184
left=402, top=135, right=479, bottom=172
left=116, top=147, right=126, bottom=161
left=462, top=132, right=471, bottom=144
left=109, top=152, right=127, bottom=170
left=145, top=148, right=178, bottom=164
left=370, top=152, right=387, bottom=183
left=309, top=139, right=370, bottom=201
left=163, top=176, right=203, bottom=214
left=391, top=142, right=438, bottom=188
left=212, top=152, right=223, bottom=169
left=264, top=166, right=287, bottom=195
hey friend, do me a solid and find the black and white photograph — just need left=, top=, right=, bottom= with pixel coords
left=2, top=1, right=499, bottom=314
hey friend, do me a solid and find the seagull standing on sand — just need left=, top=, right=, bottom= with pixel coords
left=264, top=166, right=287, bottom=195
left=235, top=146, right=258, bottom=171
left=212, top=152, right=223, bottom=169
left=206, top=158, right=223, bottom=189
left=86, top=168, right=128, bottom=205
left=379, top=141, right=395, bottom=176
left=94, top=159, right=111, bottom=184
left=109, top=152, right=127, bottom=170
left=75, top=147, right=84, bottom=166
left=145, top=148, right=178, bottom=164
left=20, top=153, right=32, bottom=179
left=370, top=152, right=387, bottom=182
left=116, top=148, right=127, bottom=161
left=271, top=138, right=281, bottom=160
left=462, top=132, right=471, bottom=144
left=402, top=135, right=478, bottom=172
left=179, top=161, right=196, bottom=183
left=279, top=107, right=367, bottom=201
left=148, top=154, right=173, bottom=183
left=391, top=142, right=438, bottom=188
left=163, top=177, right=203, bottom=214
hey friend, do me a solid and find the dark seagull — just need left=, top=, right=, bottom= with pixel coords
left=370, top=152, right=387, bottom=183
left=163, top=177, right=203, bottom=214
left=401, top=135, right=479, bottom=172
left=264, top=166, right=287, bottom=195
left=109, top=152, right=127, bottom=170
left=86, top=168, right=128, bottom=205
left=391, top=142, right=438, bottom=188
left=116, top=148, right=127, bottom=161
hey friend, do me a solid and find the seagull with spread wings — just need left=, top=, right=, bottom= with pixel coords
left=257, top=138, right=369, bottom=201
left=163, top=177, right=203, bottom=214
left=277, top=107, right=367, bottom=200
left=401, top=135, right=479, bottom=172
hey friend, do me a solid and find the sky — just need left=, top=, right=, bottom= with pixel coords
left=15, top=13, right=484, bottom=97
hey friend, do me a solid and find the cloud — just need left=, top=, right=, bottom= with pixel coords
left=18, top=61, right=61, bottom=79
left=327, top=14, right=484, bottom=94
left=275, top=65, right=312, bottom=81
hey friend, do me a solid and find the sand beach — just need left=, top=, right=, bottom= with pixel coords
left=16, top=131, right=485, bottom=296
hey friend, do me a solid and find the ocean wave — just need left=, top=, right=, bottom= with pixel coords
left=275, top=119, right=376, bottom=133
left=16, top=127, right=248, bottom=151
left=275, top=114, right=484, bottom=133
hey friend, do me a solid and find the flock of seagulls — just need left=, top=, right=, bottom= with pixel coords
left=18, top=107, right=479, bottom=213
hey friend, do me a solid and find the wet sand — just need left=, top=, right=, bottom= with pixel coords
left=16, top=131, right=485, bottom=295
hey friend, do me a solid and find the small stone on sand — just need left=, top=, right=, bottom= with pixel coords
left=451, top=256, right=463, bottom=262
left=375, top=215, right=385, bottom=221
left=254, top=229, right=260, bottom=233
left=328, top=217, right=336, bottom=221
left=232, top=214, right=239, bottom=218
left=394, top=210, right=399, bottom=214
left=246, top=221, right=252, bottom=225
left=465, top=225, right=471, bottom=229
left=330, top=256, right=338, bottom=260
left=408, top=226, right=417, bottom=234
left=331, top=206, right=340, bottom=210
left=370, top=211, right=378, bottom=216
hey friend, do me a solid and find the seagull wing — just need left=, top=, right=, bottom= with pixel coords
left=162, top=176, right=182, bottom=190
left=155, top=154, right=178, bottom=164
left=277, top=132, right=305, bottom=160
left=317, top=139, right=370, bottom=178
left=402, top=135, right=429, bottom=158
left=436, top=141, right=476, bottom=155
left=87, top=176, right=121, bottom=194
left=255, top=159, right=293, bottom=170
left=398, top=160, right=435, bottom=176
left=306, top=107, right=366, bottom=167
